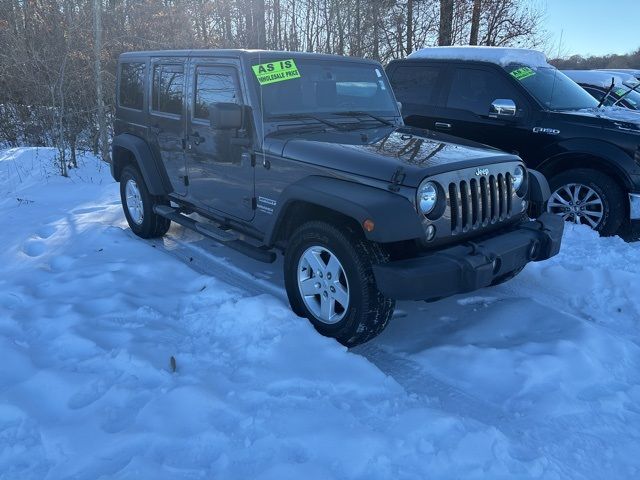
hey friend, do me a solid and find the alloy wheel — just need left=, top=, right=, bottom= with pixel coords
left=125, top=178, right=144, bottom=225
left=547, top=183, right=604, bottom=228
left=297, top=246, right=350, bottom=324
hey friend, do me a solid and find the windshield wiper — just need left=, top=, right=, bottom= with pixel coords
left=597, top=78, right=616, bottom=108
left=331, top=111, right=394, bottom=126
left=613, top=82, right=640, bottom=106
left=269, top=113, right=350, bottom=131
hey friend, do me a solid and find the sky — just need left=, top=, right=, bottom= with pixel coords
left=544, top=0, right=639, bottom=57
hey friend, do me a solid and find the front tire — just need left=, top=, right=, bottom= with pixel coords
left=547, top=168, right=625, bottom=236
left=120, top=165, right=171, bottom=238
left=284, top=221, right=395, bottom=347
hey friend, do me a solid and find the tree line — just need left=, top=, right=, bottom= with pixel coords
left=0, top=0, right=544, bottom=175
left=549, top=50, right=640, bottom=71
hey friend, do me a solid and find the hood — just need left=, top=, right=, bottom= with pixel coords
left=264, top=126, right=519, bottom=187
left=558, top=106, right=640, bottom=132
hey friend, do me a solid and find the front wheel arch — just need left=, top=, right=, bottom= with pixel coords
left=539, top=154, right=630, bottom=219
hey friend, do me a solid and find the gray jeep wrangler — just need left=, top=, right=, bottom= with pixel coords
left=111, top=49, right=563, bottom=346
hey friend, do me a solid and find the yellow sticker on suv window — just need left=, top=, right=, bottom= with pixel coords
left=252, top=59, right=301, bottom=85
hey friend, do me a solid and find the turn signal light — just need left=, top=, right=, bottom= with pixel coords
left=363, top=219, right=375, bottom=232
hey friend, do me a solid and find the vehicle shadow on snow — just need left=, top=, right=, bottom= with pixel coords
left=140, top=223, right=588, bottom=399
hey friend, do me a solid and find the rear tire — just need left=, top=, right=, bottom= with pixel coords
left=284, top=221, right=395, bottom=347
left=120, top=165, right=171, bottom=238
left=547, top=168, right=625, bottom=236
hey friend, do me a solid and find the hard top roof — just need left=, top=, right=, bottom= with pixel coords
left=563, top=69, right=640, bottom=88
left=119, top=49, right=378, bottom=64
left=406, top=46, right=549, bottom=68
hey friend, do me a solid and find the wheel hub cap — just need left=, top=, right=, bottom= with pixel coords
left=297, top=246, right=350, bottom=324
left=125, top=179, right=144, bottom=225
left=547, top=183, right=603, bottom=229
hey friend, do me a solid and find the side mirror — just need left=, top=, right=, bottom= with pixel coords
left=397, top=101, right=403, bottom=113
left=490, top=99, right=517, bottom=119
left=209, top=102, right=244, bottom=130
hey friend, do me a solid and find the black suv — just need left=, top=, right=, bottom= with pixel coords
left=111, top=49, right=562, bottom=346
left=387, top=47, right=640, bottom=236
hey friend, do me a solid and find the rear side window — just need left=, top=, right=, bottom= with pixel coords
left=389, top=65, right=442, bottom=105
left=194, top=68, right=239, bottom=120
left=152, top=64, right=184, bottom=115
left=119, top=62, right=145, bottom=110
left=446, top=68, right=518, bottom=116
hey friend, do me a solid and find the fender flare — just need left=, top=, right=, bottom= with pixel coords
left=538, top=138, right=637, bottom=190
left=111, top=134, right=170, bottom=196
left=264, top=176, right=425, bottom=245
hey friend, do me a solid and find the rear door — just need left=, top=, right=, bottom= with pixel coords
left=148, top=59, right=187, bottom=195
left=185, top=59, right=254, bottom=221
left=387, top=62, right=448, bottom=131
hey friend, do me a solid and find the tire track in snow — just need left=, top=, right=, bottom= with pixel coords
left=129, top=225, right=630, bottom=479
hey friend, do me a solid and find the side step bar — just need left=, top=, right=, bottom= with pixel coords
left=153, top=205, right=277, bottom=264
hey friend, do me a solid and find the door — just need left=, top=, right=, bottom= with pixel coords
left=185, top=62, right=254, bottom=221
left=148, top=61, right=187, bottom=195
left=439, top=66, right=535, bottom=158
left=387, top=63, right=447, bottom=130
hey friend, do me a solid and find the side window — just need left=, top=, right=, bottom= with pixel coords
left=446, top=68, right=520, bottom=116
left=119, top=62, right=145, bottom=110
left=194, top=67, right=240, bottom=121
left=152, top=64, right=184, bottom=116
left=389, top=65, right=442, bottom=105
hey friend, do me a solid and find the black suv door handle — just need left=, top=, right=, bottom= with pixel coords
left=435, top=122, right=452, bottom=130
left=191, top=132, right=204, bottom=145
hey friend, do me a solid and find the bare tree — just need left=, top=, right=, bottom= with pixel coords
left=469, top=0, right=481, bottom=45
left=438, top=0, right=454, bottom=46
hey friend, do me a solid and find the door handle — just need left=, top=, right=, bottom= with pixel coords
left=191, top=132, right=204, bottom=145
left=435, top=122, right=452, bottom=130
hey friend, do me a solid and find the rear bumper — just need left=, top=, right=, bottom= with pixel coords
left=373, top=213, right=564, bottom=301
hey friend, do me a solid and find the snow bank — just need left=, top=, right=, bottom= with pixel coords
left=408, top=46, right=549, bottom=68
left=2, top=147, right=640, bottom=479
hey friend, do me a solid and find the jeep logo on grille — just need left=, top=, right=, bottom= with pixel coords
left=475, top=168, right=489, bottom=176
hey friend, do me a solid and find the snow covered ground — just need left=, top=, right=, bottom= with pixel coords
left=1, top=147, right=640, bottom=479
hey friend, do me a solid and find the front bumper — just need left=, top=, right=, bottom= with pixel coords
left=373, top=213, right=564, bottom=301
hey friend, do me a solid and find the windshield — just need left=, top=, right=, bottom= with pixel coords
left=505, top=65, right=599, bottom=111
left=249, top=58, right=399, bottom=119
left=614, top=86, right=640, bottom=109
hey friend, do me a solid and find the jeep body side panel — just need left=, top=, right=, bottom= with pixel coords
left=111, top=133, right=170, bottom=196
left=261, top=175, right=425, bottom=245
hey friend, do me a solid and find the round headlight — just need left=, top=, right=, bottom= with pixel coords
left=417, top=181, right=438, bottom=215
left=512, top=165, right=525, bottom=191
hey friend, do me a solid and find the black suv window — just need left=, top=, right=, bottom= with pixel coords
left=152, top=64, right=184, bottom=116
left=390, top=65, right=442, bottom=105
left=119, top=62, right=145, bottom=110
left=194, top=67, right=240, bottom=121
left=447, top=67, right=517, bottom=116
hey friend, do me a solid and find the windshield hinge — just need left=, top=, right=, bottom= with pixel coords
left=388, top=167, right=406, bottom=192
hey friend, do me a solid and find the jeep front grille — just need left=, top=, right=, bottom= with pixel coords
left=449, top=173, right=513, bottom=234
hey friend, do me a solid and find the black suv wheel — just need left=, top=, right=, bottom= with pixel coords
left=284, top=221, right=395, bottom=347
left=547, top=168, right=625, bottom=236
left=120, top=165, right=171, bottom=238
